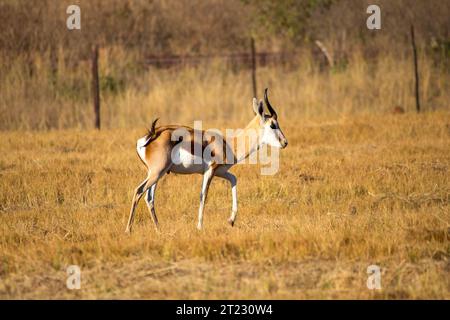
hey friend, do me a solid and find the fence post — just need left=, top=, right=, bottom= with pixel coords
left=92, top=45, right=101, bottom=129
left=50, top=45, right=58, bottom=85
left=250, top=37, right=257, bottom=98
left=410, top=25, right=420, bottom=113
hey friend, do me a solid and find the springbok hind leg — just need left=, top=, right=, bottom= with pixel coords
left=125, top=178, right=149, bottom=233
left=126, top=133, right=173, bottom=233
left=145, top=183, right=159, bottom=230
left=126, top=162, right=172, bottom=233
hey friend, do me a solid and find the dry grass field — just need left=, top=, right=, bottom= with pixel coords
left=0, top=112, right=449, bottom=299
left=0, top=0, right=448, bottom=300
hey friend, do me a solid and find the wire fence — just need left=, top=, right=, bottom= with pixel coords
left=143, top=51, right=302, bottom=69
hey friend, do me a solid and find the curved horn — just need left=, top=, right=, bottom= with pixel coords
left=264, top=88, right=277, bottom=119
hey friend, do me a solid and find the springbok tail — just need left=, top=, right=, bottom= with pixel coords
left=142, top=118, right=159, bottom=147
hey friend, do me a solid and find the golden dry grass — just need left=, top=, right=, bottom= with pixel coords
left=0, top=112, right=449, bottom=299
left=0, top=0, right=448, bottom=301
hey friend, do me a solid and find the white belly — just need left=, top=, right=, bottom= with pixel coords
left=170, top=144, right=207, bottom=174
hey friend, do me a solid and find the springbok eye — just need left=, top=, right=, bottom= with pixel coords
left=270, top=123, right=277, bottom=129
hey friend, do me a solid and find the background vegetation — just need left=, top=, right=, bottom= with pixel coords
left=0, top=0, right=448, bottom=130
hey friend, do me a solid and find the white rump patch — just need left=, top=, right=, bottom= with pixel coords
left=136, top=136, right=148, bottom=162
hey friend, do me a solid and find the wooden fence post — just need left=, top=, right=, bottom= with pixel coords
left=92, top=45, right=101, bottom=129
left=50, top=45, right=58, bottom=85
left=410, top=25, right=420, bottom=113
left=250, top=37, right=257, bottom=98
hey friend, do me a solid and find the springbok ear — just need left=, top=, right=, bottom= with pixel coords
left=252, top=98, right=259, bottom=114
left=252, top=98, right=264, bottom=118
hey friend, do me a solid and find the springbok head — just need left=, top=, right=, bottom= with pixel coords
left=252, top=88, right=288, bottom=149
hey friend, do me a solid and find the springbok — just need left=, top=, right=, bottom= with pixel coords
left=125, top=88, right=288, bottom=232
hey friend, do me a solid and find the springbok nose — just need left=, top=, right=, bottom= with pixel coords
left=282, top=140, right=288, bottom=148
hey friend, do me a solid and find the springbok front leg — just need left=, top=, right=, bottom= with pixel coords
left=217, top=171, right=238, bottom=226
left=197, top=167, right=215, bottom=230
left=145, top=183, right=159, bottom=230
